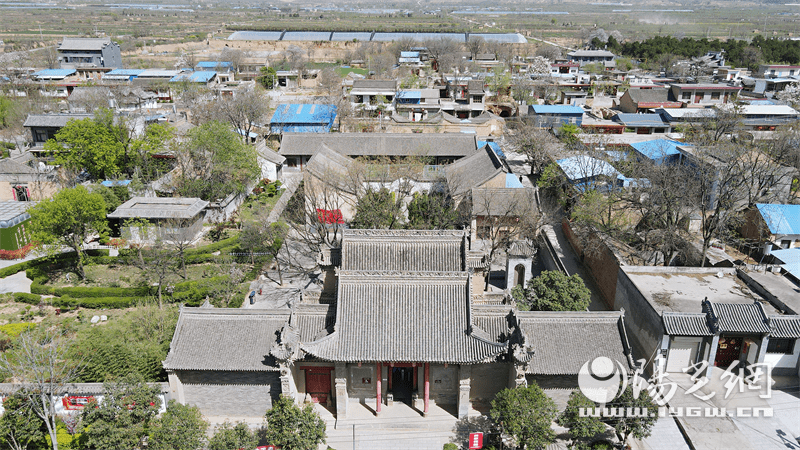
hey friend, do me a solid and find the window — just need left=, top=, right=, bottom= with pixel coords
left=711, top=92, right=721, bottom=100
left=34, top=129, right=49, bottom=142
left=781, top=239, right=792, bottom=249
left=682, top=92, right=691, bottom=100
left=767, top=338, right=795, bottom=354
left=12, top=185, right=29, bottom=202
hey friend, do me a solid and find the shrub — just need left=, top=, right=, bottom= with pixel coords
left=0, top=322, right=36, bottom=337
left=443, top=444, right=458, bottom=450
left=51, top=296, right=138, bottom=309
left=12, top=292, right=41, bottom=305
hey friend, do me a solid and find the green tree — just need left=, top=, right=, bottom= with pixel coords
left=208, top=421, right=257, bottom=450
left=0, top=96, right=16, bottom=129
left=0, top=392, right=48, bottom=450
left=558, top=123, right=581, bottom=145
left=149, top=400, right=208, bottom=450
left=175, top=121, right=260, bottom=202
left=490, top=383, right=557, bottom=450
left=558, top=390, right=607, bottom=449
left=27, top=186, right=107, bottom=280
left=511, top=271, right=591, bottom=311
left=406, top=191, right=461, bottom=230
left=257, top=66, right=278, bottom=89
left=605, top=386, right=658, bottom=446
left=350, top=188, right=404, bottom=229
left=78, top=375, right=161, bottom=450
left=262, top=396, right=326, bottom=450
left=130, top=122, right=175, bottom=182
left=239, top=219, right=288, bottom=284
left=45, top=108, right=126, bottom=179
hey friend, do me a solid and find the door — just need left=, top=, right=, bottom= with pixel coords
left=714, top=337, right=743, bottom=368
left=305, top=368, right=332, bottom=404
left=392, top=367, right=414, bottom=404
left=666, top=337, right=701, bottom=373
left=695, top=93, right=703, bottom=103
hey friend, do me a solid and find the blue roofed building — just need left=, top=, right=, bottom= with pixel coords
left=102, top=69, right=145, bottom=82
left=170, top=71, right=217, bottom=87
left=399, top=51, right=421, bottom=65
left=629, top=139, right=685, bottom=165
left=743, top=204, right=800, bottom=251
left=32, top=69, right=76, bottom=81
left=269, top=104, right=338, bottom=134
left=529, top=105, right=584, bottom=128
left=613, top=113, right=671, bottom=134
left=196, top=61, right=233, bottom=71
left=555, top=155, right=623, bottom=191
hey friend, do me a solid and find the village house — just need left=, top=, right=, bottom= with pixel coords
left=669, top=83, right=741, bottom=106
left=57, top=37, right=122, bottom=69
left=108, top=197, right=208, bottom=244
left=741, top=203, right=800, bottom=252
left=567, top=49, right=616, bottom=69
left=22, top=113, right=93, bottom=149
left=269, top=104, right=338, bottom=135
left=349, top=79, right=397, bottom=117
left=528, top=105, right=584, bottom=129
left=614, top=266, right=800, bottom=378
left=162, top=229, right=634, bottom=419
left=617, top=88, right=682, bottom=113
left=441, top=78, right=486, bottom=119
left=756, top=64, right=800, bottom=79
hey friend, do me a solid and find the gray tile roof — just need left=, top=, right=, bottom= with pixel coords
left=769, top=315, right=800, bottom=338
left=58, top=37, right=113, bottom=51
left=163, top=308, right=290, bottom=372
left=279, top=132, right=478, bottom=158
left=471, top=188, right=537, bottom=217
left=0, top=158, right=38, bottom=175
left=301, top=271, right=507, bottom=363
left=0, top=382, right=169, bottom=396
left=294, top=303, right=336, bottom=342
left=304, top=143, right=356, bottom=185
left=508, top=240, right=537, bottom=257
left=662, top=312, right=713, bottom=336
left=704, top=300, right=771, bottom=334
left=351, top=79, right=397, bottom=91
left=625, top=87, right=672, bottom=104
left=256, top=141, right=286, bottom=166
left=0, top=201, right=35, bottom=223
left=340, top=229, right=465, bottom=272
left=108, top=197, right=208, bottom=220
left=23, top=113, right=93, bottom=128
left=517, top=311, right=630, bottom=375
left=473, top=305, right=516, bottom=343
left=445, top=144, right=506, bottom=197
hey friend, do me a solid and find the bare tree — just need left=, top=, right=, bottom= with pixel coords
left=536, top=45, right=562, bottom=61
left=425, top=37, right=462, bottom=74
left=508, top=122, right=559, bottom=176
left=219, top=47, right=247, bottom=73
left=469, top=187, right=542, bottom=290
left=217, top=84, right=271, bottom=143
left=467, top=36, right=486, bottom=60
left=134, top=234, right=176, bottom=307
left=0, top=329, right=82, bottom=450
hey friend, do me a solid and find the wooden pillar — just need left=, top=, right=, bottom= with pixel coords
left=388, top=365, right=393, bottom=391
left=376, top=362, right=382, bottom=415
left=423, top=363, right=430, bottom=416
left=413, top=364, right=418, bottom=387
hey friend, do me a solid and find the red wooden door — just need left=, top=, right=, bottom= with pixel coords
left=714, top=337, right=743, bottom=368
left=305, top=368, right=332, bottom=403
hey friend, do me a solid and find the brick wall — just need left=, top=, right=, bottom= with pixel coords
left=177, top=370, right=279, bottom=418
left=562, top=219, right=620, bottom=309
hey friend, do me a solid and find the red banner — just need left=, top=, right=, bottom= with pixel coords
left=468, top=432, right=484, bottom=449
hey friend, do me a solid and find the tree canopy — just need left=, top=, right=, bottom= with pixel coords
left=512, top=270, right=592, bottom=311
left=350, top=187, right=404, bottom=230
left=208, top=421, right=257, bottom=450
left=45, top=109, right=126, bottom=179
left=490, top=383, right=558, bottom=450
left=262, top=395, right=326, bottom=450
left=148, top=400, right=208, bottom=450
left=406, top=191, right=461, bottom=230
left=27, top=185, right=107, bottom=280
left=174, top=121, right=260, bottom=202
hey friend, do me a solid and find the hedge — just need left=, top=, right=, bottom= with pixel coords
left=12, top=292, right=42, bottom=305
left=26, top=267, right=151, bottom=298
left=50, top=296, right=139, bottom=309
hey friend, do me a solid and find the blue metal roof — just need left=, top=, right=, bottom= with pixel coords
left=770, top=248, right=800, bottom=280
left=105, top=69, right=144, bottom=76
left=400, top=51, right=420, bottom=58
left=757, top=203, right=800, bottom=235
left=531, top=105, right=584, bottom=115
left=505, top=173, right=524, bottom=188
left=32, top=69, right=76, bottom=77
left=397, top=91, right=422, bottom=100
left=630, top=139, right=683, bottom=162
left=556, top=155, right=621, bottom=182
left=101, top=180, right=131, bottom=187
left=170, top=71, right=216, bottom=83
left=197, top=61, right=232, bottom=69
left=614, top=113, right=667, bottom=127
left=477, top=140, right=505, bottom=159
left=269, top=104, right=337, bottom=133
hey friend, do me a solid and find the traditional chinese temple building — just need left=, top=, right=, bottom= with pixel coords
left=163, top=229, right=634, bottom=419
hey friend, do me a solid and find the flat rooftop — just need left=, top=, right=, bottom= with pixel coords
left=108, top=197, right=208, bottom=220
left=622, top=267, right=781, bottom=315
